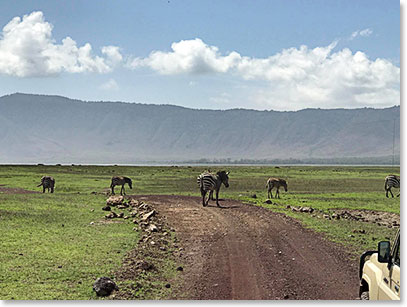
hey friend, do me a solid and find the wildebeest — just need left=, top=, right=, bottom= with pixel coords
left=110, top=176, right=132, bottom=195
left=197, top=171, right=229, bottom=207
left=266, top=177, right=288, bottom=199
left=37, top=176, right=55, bottom=193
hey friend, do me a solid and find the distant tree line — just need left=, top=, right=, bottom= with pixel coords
left=180, top=156, right=400, bottom=165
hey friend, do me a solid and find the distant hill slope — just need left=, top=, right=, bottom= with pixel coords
left=0, top=93, right=400, bottom=164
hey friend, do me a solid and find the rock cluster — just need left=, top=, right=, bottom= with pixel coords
left=286, top=205, right=315, bottom=213
left=286, top=205, right=399, bottom=228
left=98, top=197, right=182, bottom=298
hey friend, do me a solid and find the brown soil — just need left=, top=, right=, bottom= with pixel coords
left=135, top=195, right=360, bottom=300
left=0, top=185, right=39, bottom=194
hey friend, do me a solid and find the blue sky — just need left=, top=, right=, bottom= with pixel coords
left=0, top=0, right=400, bottom=110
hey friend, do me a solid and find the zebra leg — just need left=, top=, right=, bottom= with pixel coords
left=216, top=190, right=221, bottom=207
left=389, top=188, right=394, bottom=198
left=209, top=191, right=215, bottom=201
left=43, top=186, right=46, bottom=193
left=122, top=185, right=126, bottom=195
left=203, top=191, right=208, bottom=207
left=111, top=185, right=115, bottom=195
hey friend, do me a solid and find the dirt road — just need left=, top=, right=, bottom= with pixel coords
left=137, top=195, right=360, bottom=300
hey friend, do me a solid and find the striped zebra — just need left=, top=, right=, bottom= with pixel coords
left=110, top=176, right=133, bottom=195
left=385, top=175, right=400, bottom=198
left=197, top=171, right=229, bottom=207
left=37, top=176, right=55, bottom=193
left=266, top=177, right=288, bottom=199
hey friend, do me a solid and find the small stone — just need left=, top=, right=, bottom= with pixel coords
left=93, top=277, right=118, bottom=297
left=165, top=283, right=171, bottom=288
left=251, top=194, right=257, bottom=199
left=176, top=266, right=184, bottom=271
left=106, top=196, right=124, bottom=207
left=102, top=206, right=111, bottom=211
left=142, top=210, right=156, bottom=222
left=90, top=222, right=95, bottom=225
left=148, top=224, right=158, bottom=232
left=264, top=199, right=272, bottom=204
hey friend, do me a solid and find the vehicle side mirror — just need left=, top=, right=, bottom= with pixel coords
left=378, top=241, right=391, bottom=263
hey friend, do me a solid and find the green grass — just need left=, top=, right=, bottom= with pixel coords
left=0, top=164, right=400, bottom=299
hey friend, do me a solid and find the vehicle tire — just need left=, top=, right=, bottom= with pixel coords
left=360, top=291, right=369, bottom=300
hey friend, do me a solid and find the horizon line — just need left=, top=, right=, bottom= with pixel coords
left=0, top=92, right=401, bottom=113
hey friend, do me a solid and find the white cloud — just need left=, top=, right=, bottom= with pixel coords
left=128, top=38, right=399, bottom=110
left=359, top=28, right=373, bottom=37
left=99, top=78, right=119, bottom=91
left=128, top=38, right=241, bottom=74
left=0, top=11, right=122, bottom=77
left=350, top=28, right=373, bottom=40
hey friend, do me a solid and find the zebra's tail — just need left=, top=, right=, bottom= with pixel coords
left=384, top=178, right=388, bottom=190
left=37, top=182, right=43, bottom=187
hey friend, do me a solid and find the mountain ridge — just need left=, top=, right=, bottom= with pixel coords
left=0, top=93, right=400, bottom=164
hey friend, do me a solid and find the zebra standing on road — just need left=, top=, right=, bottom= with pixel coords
left=37, top=176, right=55, bottom=193
left=110, top=176, right=133, bottom=195
left=197, top=171, right=230, bottom=207
left=385, top=175, right=400, bottom=198
left=266, top=177, right=288, bottom=199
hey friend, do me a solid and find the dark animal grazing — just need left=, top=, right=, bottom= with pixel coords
left=197, top=171, right=229, bottom=207
left=37, top=176, right=55, bottom=193
left=110, top=176, right=133, bottom=195
left=266, top=177, right=288, bottom=199
left=385, top=175, right=400, bottom=198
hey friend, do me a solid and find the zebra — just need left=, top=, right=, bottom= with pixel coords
left=37, top=176, right=55, bottom=193
left=385, top=175, right=400, bottom=198
left=266, top=177, right=288, bottom=199
left=110, top=176, right=133, bottom=195
left=197, top=171, right=229, bottom=207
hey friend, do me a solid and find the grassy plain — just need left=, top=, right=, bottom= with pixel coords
left=0, top=164, right=400, bottom=299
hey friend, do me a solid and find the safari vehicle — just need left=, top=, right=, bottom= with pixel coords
left=359, top=229, right=400, bottom=300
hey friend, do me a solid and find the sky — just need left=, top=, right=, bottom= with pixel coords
left=0, top=0, right=400, bottom=111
